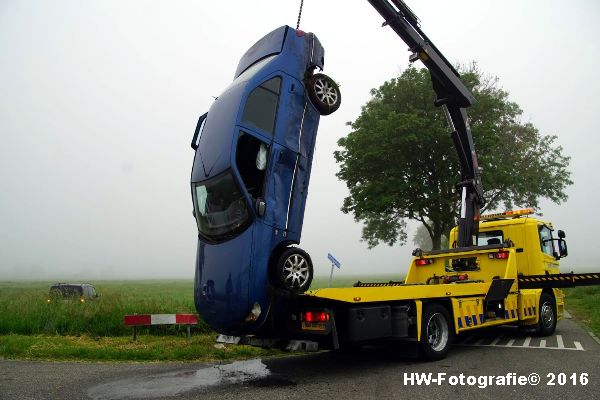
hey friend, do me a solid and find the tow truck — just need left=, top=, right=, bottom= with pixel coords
left=213, top=0, right=600, bottom=361
left=213, top=0, right=600, bottom=360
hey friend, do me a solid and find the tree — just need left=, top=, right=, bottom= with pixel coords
left=413, top=223, right=447, bottom=251
left=334, top=65, right=572, bottom=250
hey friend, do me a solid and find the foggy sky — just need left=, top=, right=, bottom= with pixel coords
left=1, top=0, right=599, bottom=280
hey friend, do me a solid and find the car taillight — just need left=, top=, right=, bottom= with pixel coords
left=416, top=258, right=434, bottom=266
left=302, top=311, right=329, bottom=322
left=488, top=251, right=509, bottom=259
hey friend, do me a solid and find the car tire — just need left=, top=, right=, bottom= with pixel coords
left=419, top=303, right=453, bottom=361
left=306, top=73, right=341, bottom=115
left=275, top=247, right=313, bottom=293
left=536, top=292, right=557, bottom=337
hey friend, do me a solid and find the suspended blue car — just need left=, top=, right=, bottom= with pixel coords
left=190, top=26, right=341, bottom=335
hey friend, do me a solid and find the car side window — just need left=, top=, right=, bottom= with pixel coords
left=241, top=76, right=281, bottom=135
left=236, top=132, right=269, bottom=199
left=539, top=225, right=555, bottom=256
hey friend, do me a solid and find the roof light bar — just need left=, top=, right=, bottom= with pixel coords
left=480, top=208, right=535, bottom=221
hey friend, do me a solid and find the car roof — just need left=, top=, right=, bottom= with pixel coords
left=51, top=283, right=94, bottom=287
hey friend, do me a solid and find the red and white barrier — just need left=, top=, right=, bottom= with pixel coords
left=124, top=314, right=198, bottom=340
left=124, top=314, right=198, bottom=326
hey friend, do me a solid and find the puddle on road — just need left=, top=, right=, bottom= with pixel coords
left=87, top=359, right=274, bottom=399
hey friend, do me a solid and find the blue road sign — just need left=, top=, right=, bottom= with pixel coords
left=327, top=253, right=341, bottom=269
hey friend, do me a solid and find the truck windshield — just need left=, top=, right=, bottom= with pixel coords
left=192, top=171, right=251, bottom=241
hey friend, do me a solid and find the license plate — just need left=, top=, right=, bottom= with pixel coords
left=301, top=322, right=327, bottom=331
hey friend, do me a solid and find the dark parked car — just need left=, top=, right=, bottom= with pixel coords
left=48, top=283, right=98, bottom=303
left=190, top=25, right=341, bottom=336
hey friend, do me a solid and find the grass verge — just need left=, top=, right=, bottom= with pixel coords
left=0, top=334, right=281, bottom=362
left=0, top=280, right=210, bottom=336
left=564, top=286, right=600, bottom=338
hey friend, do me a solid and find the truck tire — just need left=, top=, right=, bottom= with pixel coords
left=420, top=303, right=453, bottom=361
left=306, top=73, right=341, bottom=115
left=274, top=247, right=313, bottom=293
left=536, top=292, right=557, bottom=337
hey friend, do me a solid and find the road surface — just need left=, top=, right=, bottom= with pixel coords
left=1, top=315, right=599, bottom=400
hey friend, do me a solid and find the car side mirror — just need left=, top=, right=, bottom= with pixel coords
left=191, top=112, right=208, bottom=150
left=558, top=230, right=566, bottom=239
left=257, top=200, right=266, bottom=217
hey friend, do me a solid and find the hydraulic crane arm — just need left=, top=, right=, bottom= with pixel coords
left=367, top=0, right=486, bottom=248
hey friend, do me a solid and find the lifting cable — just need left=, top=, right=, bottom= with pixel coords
left=296, top=0, right=304, bottom=29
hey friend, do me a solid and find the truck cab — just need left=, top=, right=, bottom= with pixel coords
left=449, top=208, right=568, bottom=276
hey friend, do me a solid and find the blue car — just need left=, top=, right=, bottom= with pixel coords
left=190, top=26, right=341, bottom=335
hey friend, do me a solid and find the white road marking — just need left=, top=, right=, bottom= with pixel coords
left=455, top=335, right=585, bottom=351
left=490, top=335, right=502, bottom=345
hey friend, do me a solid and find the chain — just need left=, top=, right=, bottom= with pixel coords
left=296, top=0, right=304, bottom=29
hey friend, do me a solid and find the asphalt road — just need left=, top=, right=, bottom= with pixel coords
left=1, top=315, right=599, bottom=400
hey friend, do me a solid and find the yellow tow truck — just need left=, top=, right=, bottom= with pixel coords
left=261, top=1, right=600, bottom=360
left=291, top=208, right=600, bottom=360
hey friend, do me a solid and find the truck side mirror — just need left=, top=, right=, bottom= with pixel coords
left=558, top=239, right=568, bottom=258
left=558, top=230, right=566, bottom=239
left=257, top=200, right=266, bottom=217
left=191, top=112, right=208, bottom=150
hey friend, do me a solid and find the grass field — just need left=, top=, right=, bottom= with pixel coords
left=0, top=280, right=209, bottom=336
left=563, top=286, right=600, bottom=337
left=0, top=279, right=598, bottom=361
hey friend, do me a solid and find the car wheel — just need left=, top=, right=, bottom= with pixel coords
left=306, top=73, right=341, bottom=115
left=275, top=247, right=313, bottom=293
left=536, top=293, right=557, bottom=337
left=419, top=303, right=453, bottom=361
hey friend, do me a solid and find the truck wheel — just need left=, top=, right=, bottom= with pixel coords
left=536, top=293, right=557, bottom=337
left=420, top=303, right=453, bottom=361
left=275, top=247, right=313, bottom=293
left=306, top=73, right=341, bottom=115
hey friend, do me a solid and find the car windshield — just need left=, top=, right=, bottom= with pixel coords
left=192, top=171, right=251, bottom=241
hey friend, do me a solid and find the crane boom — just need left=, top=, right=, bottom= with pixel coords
left=367, top=0, right=486, bottom=248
